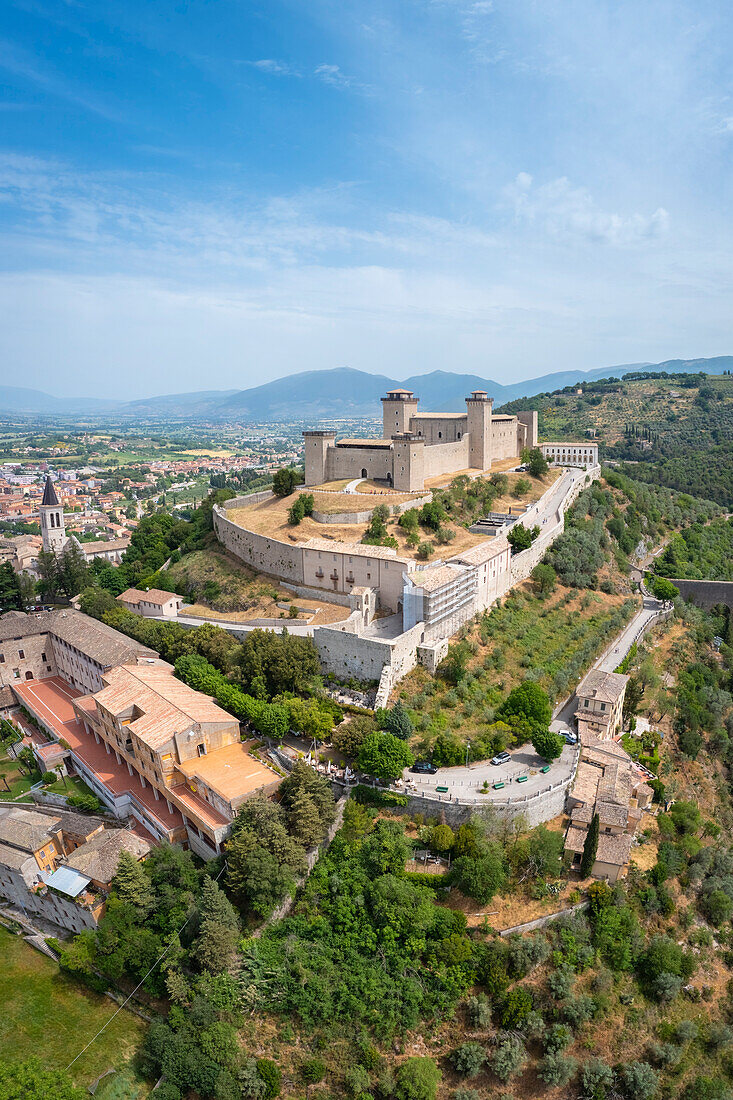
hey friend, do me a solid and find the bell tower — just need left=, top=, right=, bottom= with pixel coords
left=39, top=475, right=67, bottom=554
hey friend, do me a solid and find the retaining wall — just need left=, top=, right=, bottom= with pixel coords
left=213, top=504, right=304, bottom=583
left=669, top=579, right=733, bottom=609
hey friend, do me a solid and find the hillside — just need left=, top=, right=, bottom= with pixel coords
left=2, top=355, right=732, bottom=422
left=501, top=371, right=733, bottom=508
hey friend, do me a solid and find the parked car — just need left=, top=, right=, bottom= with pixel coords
left=559, top=729, right=578, bottom=744
left=411, top=761, right=438, bottom=775
left=490, top=751, right=511, bottom=766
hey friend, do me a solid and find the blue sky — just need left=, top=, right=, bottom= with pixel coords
left=0, top=0, right=732, bottom=399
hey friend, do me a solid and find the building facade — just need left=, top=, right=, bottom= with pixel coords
left=540, top=442, right=599, bottom=468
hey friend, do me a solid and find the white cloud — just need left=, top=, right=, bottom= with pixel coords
left=247, top=59, right=300, bottom=76
left=506, top=173, right=670, bottom=246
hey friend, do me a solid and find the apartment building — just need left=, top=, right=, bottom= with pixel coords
left=73, top=662, right=280, bottom=858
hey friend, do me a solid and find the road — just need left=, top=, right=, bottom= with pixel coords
left=401, top=742, right=578, bottom=805
left=549, top=589, right=667, bottom=734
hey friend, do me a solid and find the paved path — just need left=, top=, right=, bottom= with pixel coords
left=594, top=594, right=664, bottom=673
left=401, top=742, right=578, bottom=805
left=344, top=478, right=363, bottom=494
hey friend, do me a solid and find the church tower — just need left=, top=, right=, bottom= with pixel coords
left=39, top=475, right=67, bottom=554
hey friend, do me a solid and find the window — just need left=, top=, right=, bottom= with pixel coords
left=41, top=652, right=46, bottom=662
left=18, top=650, right=24, bottom=659
left=438, top=431, right=442, bottom=439
left=197, top=743, right=207, bottom=757
left=583, top=699, right=589, bottom=708
left=600, top=702, right=607, bottom=712
left=0, top=654, right=4, bottom=664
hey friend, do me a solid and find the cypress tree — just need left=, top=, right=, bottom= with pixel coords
left=580, top=813, right=600, bottom=878
left=112, top=850, right=155, bottom=916
left=191, top=877, right=240, bottom=975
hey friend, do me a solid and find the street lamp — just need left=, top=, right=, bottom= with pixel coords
left=465, top=740, right=471, bottom=768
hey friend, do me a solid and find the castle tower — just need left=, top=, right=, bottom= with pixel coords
left=391, top=433, right=425, bottom=492
left=466, top=391, right=493, bottom=471
left=381, top=389, right=418, bottom=438
left=39, top=475, right=67, bottom=554
left=302, top=431, right=336, bottom=486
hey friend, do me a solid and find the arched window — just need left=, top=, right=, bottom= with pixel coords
left=438, top=431, right=442, bottom=439
left=361, top=468, right=367, bottom=479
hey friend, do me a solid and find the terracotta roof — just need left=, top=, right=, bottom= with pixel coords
left=83, top=663, right=236, bottom=751
left=409, top=564, right=470, bottom=593
left=335, top=439, right=392, bottom=448
left=41, top=475, right=60, bottom=508
left=0, top=841, right=35, bottom=871
left=118, top=588, right=181, bottom=606
left=0, top=807, right=61, bottom=852
left=79, top=537, right=131, bottom=554
left=0, top=609, right=157, bottom=667
left=577, top=669, right=629, bottom=705
left=596, top=832, right=634, bottom=867
left=65, top=829, right=151, bottom=884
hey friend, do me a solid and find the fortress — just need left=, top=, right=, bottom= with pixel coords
left=304, top=388, right=538, bottom=492
left=214, top=385, right=600, bottom=706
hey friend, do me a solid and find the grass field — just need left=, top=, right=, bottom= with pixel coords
left=0, top=927, right=147, bottom=1092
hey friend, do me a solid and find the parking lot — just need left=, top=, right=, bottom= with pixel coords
left=400, top=742, right=578, bottom=805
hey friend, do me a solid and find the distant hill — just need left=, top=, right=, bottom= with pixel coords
left=1, top=356, right=731, bottom=421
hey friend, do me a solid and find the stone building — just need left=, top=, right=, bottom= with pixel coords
left=38, top=474, right=129, bottom=564
left=575, top=669, right=629, bottom=740
left=117, top=587, right=185, bottom=619
left=0, top=805, right=149, bottom=933
left=0, top=608, right=156, bottom=693
left=540, top=441, right=599, bottom=467
left=73, top=662, right=280, bottom=858
left=304, top=388, right=538, bottom=491
left=564, top=737, right=653, bottom=882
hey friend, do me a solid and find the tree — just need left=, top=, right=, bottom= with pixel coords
left=429, top=823, right=454, bottom=854
left=580, top=814, right=599, bottom=877
left=238, top=629, right=320, bottom=697
left=531, top=562, right=556, bottom=594
left=279, top=761, right=336, bottom=843
left=379, top=700, right=413, bottom=740
left=531, top=728, right=564, bottom=762
left=538, top=1052, right=577, bottom=1087
left=623, top=675, right=645, bottom=724
left=225, top=841, right=294, bottom=918
left=111, top=850, right=155, bottom=916
left=581, top=1058, right=615, bottom=1100
left=357, top=731, right=414, bottom=780
left=490, top=1035, right=527, bottom=1081
left=525, top=447, right=549, bottom=479
left=439, top=640, right=472, bottom=684
left=0, top=1058, right=82, bottom=1099
left=451, top=844, right=507, bottom=903
left=393, top=1057, right=441, bottom=1100
left=619, top=1062, right=659, bottom=1100
left=0, top=561, right=22, bottom=610
left=450, top=1043, right=486, bottom=1078
left=649, top=575, right=679, bottom=602
left=272, top=467, right=302, bottom=497
left=507, top=523, right=539, bottom=553
left=497, top=681, right=552, bottom=735
left=332, top=714, right=375, bottom=758
left=191, top=877, right=240, bottom=974
left=56, top=542, right=89, bottom=599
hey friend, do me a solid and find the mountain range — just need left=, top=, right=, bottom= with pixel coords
left=1, top=356, right=730, bottom=422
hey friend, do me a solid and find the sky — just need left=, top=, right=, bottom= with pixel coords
left=0, top=0, right=732, bottom=400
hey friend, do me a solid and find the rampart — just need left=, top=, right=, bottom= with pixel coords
left=213, top=502, right=304, bottom=584
left=669, top=578, right=733, bottom=609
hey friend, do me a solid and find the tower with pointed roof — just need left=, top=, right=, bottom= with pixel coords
left=39, top=475, right=67, bottom=554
